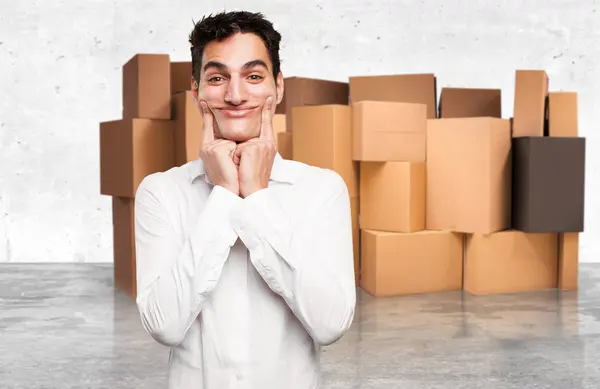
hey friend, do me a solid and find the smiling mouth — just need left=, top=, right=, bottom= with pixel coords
left=220, top=107, right=258, bottom=118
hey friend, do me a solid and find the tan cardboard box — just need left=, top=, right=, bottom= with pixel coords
left=277, top=132, right=293, bottom=160
left=349, top=73, right=437, bottom=118
left=100, top=119, right=175, bottom=198
left=512, top=70, right=549, bottom=137
left=291, top=105, right=358, bottom=197
left=112, top=196, right=136, bottom=299
left=172, top=91, right=202, bottom=166
left=548, top=91, right=578, bottom=137
left=359, top=162, right=425, bottom=232
left=438, top=87, right=501, bottom=118
left=558, top=232, right=579, bottom=290
left=352, top=101, right=427, bottom=162
left=360, top=229, right=463, bottom=297
left=426, top=117, right=511, bottom=233
left=123, top=54, right=171, bottom=120
left=351, top=197, right=360, bottom=286
left=171, top=62, right=193, bottom=94
left=283, top=77, right=349, bottom=131
left=464, top=231, right=558, bottom=295
left=272, top=114, right=286, bottom=143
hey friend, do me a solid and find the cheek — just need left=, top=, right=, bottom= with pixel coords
left=198, top=86, right=223, bottom=103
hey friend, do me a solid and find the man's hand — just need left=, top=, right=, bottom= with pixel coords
left=199, top=101, right=240, bottom=196
left=234, top=96, right=277, bottom=198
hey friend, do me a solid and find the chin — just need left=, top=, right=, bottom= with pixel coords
left=217, top=118, right=260, bottom=143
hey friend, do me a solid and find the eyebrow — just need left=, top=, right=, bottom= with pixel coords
left=203, top=59, right=269, bottom=73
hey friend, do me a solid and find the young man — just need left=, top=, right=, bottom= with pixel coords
left=134, top=10, right=356, bottom=389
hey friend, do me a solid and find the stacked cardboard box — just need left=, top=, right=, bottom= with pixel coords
left=101, top=53, right=584, bottom=299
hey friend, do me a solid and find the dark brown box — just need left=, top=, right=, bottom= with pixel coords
left=283, top=77, right=349, bottom=131
left=171, top=62, right=193, bottom=94
left=112, top=196, right=136, bottom=299
left=349, top=73, right=437, bottom=118
left=100, top=119, right=175, bottom=198
left=511, top=137, right=585, bottom=232
left=123, top=54, right=171, bottom=119
left=438, top=87, right=501, bottom=118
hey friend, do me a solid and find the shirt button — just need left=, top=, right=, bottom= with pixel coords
left=236, top=372, right=242, bottom=380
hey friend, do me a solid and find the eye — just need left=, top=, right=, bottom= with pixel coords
left=248, top=74, right=264, bottom=81
left=208, top=76, right=223, bottom=83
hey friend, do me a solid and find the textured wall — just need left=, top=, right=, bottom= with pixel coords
left=0, top=0, right=598, bottom=263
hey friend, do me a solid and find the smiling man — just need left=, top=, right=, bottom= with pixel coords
left=133, top=10, right=356, bottom=389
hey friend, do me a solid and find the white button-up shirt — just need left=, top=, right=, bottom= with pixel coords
left=134, top=153, right=356, bottom=389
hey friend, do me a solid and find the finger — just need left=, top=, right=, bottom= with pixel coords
left=259, top=96, right=275, bottom=142
left=200, top=101, right=215, bottom=145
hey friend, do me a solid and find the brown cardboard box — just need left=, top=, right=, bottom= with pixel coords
left=426, top=117, right=511, bottom=233
left=464, top=231, right=558, bottom=295
left=511, top=137, right=585, bottom=233
left=283, top=77, right=349, bottom=131
left=512, top=70, right=549, bottom=137
left=291, top=105, right=358, bottom=197
left=100, top=119, right=175, bottom=198
left=112, top=196, right=136, bottom=299
left=548, top=92, right=578, bottom=137
left=438, top=87, right=501, bottom=118
left=359, top=162, right=425, bottom=232
left=123, top=54, right=171, bottom=120
left=360, top=229, right=463, bottom=297
left=272, top=114, right=286, bottom=142
left=172, top=91, right=202, bottom=166
left=277, top=132, right=293, bottom=160
left=171, top=62, right=193, bottom=94
left=350, top=197, right=360, bottom=286
left=352, top=101, right=427, bottom=162
left=349, top=73, right=437, bottom=118
left=558, top=232, right=579, bottom=290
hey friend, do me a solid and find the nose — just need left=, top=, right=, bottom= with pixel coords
left=223, top=75, right=248, bottom=106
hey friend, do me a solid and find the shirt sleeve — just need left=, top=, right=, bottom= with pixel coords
left=134, top=175, right=242, bottom=347
left=229, top=170, right=356, bottom=346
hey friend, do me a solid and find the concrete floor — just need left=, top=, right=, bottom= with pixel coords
left=2, top=264, right=600, bottom=389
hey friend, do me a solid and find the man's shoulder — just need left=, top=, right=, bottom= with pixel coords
left=135, top=161, right=196, bottom=200
left=280, top=158, right=348, bottom=195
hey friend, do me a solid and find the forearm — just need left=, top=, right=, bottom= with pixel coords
left=135, top=183, right=241, bottom=347
left=229, top=178, right=356, bottom=345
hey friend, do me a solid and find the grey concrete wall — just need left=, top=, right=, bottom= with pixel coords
left=0, top=0, right=598, bottom=263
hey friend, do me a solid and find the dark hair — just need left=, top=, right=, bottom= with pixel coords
left=189, top=11, right=282, bottom=84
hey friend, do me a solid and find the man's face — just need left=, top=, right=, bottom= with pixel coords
left=193, top=32, right=284, bottom=143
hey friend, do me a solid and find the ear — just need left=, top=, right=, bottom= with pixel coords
left=191, top=77, right=199, bottom=100
left=275, top=72, right=284, bottom=106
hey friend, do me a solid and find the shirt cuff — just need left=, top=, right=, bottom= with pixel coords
left=229, top=188, right=295, bottom=268
left=190, top=185, right=242, bottom=259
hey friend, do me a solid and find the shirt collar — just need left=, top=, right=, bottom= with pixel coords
left=188, top=152, right=296, bottom=186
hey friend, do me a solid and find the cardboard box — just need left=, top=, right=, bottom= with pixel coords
left=548, top=92, right=578, bottom=137
left=272, top=114, right=286, bottom=143
left=512, top=70, right=549, bottom=137
left=359, top=162, right=425, bottom=232
left=352, top=101, right=427, bottom=162
left=464, top=231, right=558, bottom=295
left=291, top=105, right=358, bottom=197
left=123, top=54, right=171, bottom=120
left=100, top=119, right=175, bottom=198
left=360, top=230, right=463, bottom=297
left=171, top=62, right=193, bottom=94
left=277, top=132, right=293, bottom=160
left=283, top=77, right=349, bottom=131
left=112, top=196, right=136, bottom=299
left=349, top=73, right=437, bottom=118
left=438, top=87, right=501, bottom=118
left=351, top=197, right=360, bottom=286
left=426, top=117, right=511, bottom=233
left=511, top=137, right=585, bottom=232
left=558, top=232, right=579, bottom=290
left=172, top=91, right=203, bottom=166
